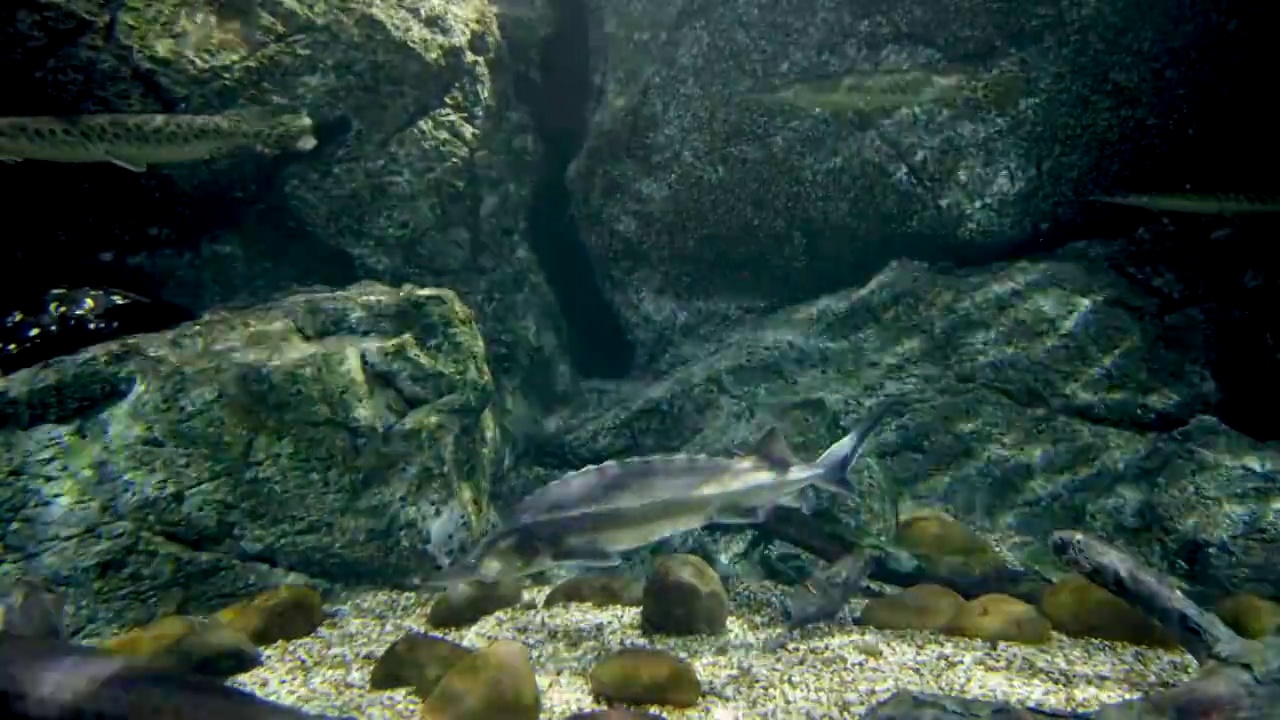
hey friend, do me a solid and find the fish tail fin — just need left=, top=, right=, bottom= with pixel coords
left=811, top=399, right=899, bottom=496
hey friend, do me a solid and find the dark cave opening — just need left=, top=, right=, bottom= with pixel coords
left=519, top=0, right=636, bottom=380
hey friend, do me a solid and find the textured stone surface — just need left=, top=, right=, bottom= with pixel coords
left=0, top=282, right=502, bottom=636
left=531, top=243, right=1279, bottom=601
left=3, top=0, right=574, bottom=410
left=567, top=0, right=1247, bottom=367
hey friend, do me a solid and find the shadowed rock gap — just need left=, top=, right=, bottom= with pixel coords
left=522, top=0, right=635, bottom=379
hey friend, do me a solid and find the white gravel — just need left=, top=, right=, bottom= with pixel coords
left=229, top=582, right=1198, bottom=719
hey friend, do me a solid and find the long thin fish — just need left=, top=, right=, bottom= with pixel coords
left=0, top=112, right=317, bottom=172
left=429, top=400, right=900, bottom=586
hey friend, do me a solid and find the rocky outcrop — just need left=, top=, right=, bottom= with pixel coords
left=567, top=0, right=1255, bottom=368
left=532, top=242, right=1279, bottom=602
left=0, top=282, right=502, bottom=636
left=2, top=0, right=575, bottom=409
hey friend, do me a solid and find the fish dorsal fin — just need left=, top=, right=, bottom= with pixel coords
left=751, top=427, right=798, bottom=468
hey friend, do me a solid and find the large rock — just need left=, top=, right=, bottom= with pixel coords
left=567, top=0, right=1257, bottom=366
left=2, top=0, right=574, bottom=412
left=0, top=282, right=503, bottom=636
left=533, top=243, right=1279, bottom=601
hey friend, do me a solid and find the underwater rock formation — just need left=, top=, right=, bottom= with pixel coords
left=531, top=241, right=1278, bottom=604
left=862, top=530, right=1280, bottom=718
left=0, top=282, right=502, bottom=636
left=566, top=0, right=1262, bottom=368
left=2, top=0, right=575, bottom=409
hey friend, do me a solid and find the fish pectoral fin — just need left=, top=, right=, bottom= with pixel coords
left=750, top=426, right=799, bottom=468
left=552, top=545, right=622, bottom=568
left=105, top=153, right=147, bottom=172
left=712, top=504, right=773, bottom=524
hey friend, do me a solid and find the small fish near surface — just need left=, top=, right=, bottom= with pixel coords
left=0, top=109, right=318, bottom=172
left=426, top=400, right=901, bottom=588
left=0, top=580, right=350, bottom=720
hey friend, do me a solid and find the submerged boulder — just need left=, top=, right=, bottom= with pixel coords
left=0, top=282, right=502, bottom=635
left=536, top=244, right=1278, bottom=602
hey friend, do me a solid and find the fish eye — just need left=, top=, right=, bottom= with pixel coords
left=479, top=557, right=502, bottom=578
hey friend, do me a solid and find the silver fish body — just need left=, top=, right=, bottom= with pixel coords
left=429, top=401, right=898, bottom=586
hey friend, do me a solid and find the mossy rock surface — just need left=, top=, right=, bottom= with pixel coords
left=214, top=584, right=325, bottom=646
left=101, top=614, right=260, bottom=677
left=427, top=577, right=524, bottom=628
left=589, top=647, right=702, bottom=709
left=0, top=283, right=501, bottom=635
left=369, top=631, right=473, bottom=698
left=641, top=554, right=729, bottom=637
left=1215, top=593, right=1280, bottom=640
left=861, top=583, right=965, bottom=632
left=1040, top=573, right=1179, bottom=648
left=544, top=575, right=644, bottom=609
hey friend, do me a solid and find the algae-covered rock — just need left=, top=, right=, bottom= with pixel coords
left=895, top=510, right=1007, bottom=579
left=1215, top=593, right=1280, bottom=640
left=641, top=554, right=728, bottom=636
left=420, top=639, right=539, bottom=720
left=0, top=283, right=502, bottom=635
left=427, top=577, right=524, bottom=628
left=541, top=249, right=1276, bottom=605
left=370, top=632, right=473, bottom=698
left=589, top=647, right=702, bottom=709
left=214, top=584, right=325, bottom=646
left=0, top=577, right=66, bottom=640
left=860, top=584, right=965, bottom=632
left=1040, top=573, right=1179, bottom=648
left=568, top=0, right=1256, bottom=370
left=544, top=575, right=644, bottom=609
left=101, top=615, right=260, bottom=677
left=944, top=593, right=1052, bottom=644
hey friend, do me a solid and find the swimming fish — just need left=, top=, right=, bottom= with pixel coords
left=0, top=110, right=318, bottom=172
left=427, top=401, right=899, bottom=587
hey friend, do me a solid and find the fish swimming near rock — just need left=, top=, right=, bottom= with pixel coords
left=742, top=66, right=1026, bottom=117
left=0, top=110, right=318, bottom=172
left=1088, top=193, right=1280, bottom=216
left=0, top=581, right=351, bottom=720
left=427, top=401, right=899, bottom=587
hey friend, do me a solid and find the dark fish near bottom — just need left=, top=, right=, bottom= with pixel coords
left=0, top=635, right=350, bottom=720
left=0, top=578, right=347, bottom=720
